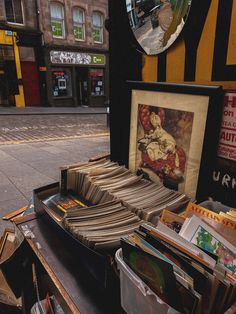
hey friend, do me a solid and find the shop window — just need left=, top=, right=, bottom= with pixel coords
left=92, top=12, right=103, bottom=44
left=19, top=47, right=35, bottom=62
left=0, top=45, right=18, bottom=96
left=90, top=69, right=104, bottom=96
left=50, top=2, right=65, bottom=38
left=73, top=7, right=85, bottom=41
left=5, top=0, right=24, bottom=24
left=52, top=69, right=72, bottom=98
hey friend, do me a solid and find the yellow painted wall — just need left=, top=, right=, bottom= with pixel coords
left=142, top=0, right=236, bottom=89
left=0, top=30, right=25, bottom=107
left=0, top=29, right=13, bottom=45
left=12, top=32, right=25, bottom=108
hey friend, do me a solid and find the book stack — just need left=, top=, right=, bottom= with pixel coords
left=120, top=202, right=236, bottom=314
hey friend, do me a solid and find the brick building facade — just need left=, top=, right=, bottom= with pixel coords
left=38, top=0, right=109, bottom=107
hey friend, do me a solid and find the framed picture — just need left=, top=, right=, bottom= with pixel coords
left=128, top=81, right=223, bottom=201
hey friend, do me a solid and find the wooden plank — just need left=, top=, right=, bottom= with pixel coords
left=27, top=238, right=81, bottom=314
left=13, top=213, right=37, bottom=224
left=2, top=207, right=27, bottom=221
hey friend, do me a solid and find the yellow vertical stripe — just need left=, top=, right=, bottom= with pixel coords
left=142, top=55, right=158, bottom=82
left=15, top=86, right=25, bottom=108
left=195, top=0, right=218, bottom=83
left=166, top=40, right=185, bottom=82
left=13, top=33, right=22, bottom=80
left=13, top=32, right=25, bottom=108
left=138, top=0, right=236, bottom=90
left=227, top=0, right=236, bottom=65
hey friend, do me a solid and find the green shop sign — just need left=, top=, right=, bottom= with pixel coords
left=91, top=54, right=105, bottom=65
left=51, top=21, right=63, bottom=38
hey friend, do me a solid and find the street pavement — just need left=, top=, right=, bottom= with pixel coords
left=0, top=106, right=107, bottom=115
left=134, top=17, right=165, bottom=54
left=0, top=114, right=108, bottom=144
left=0, top=107, right=110, bottom=235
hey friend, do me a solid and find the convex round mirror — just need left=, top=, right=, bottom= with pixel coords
left=126, top=0, right=191, bottom=55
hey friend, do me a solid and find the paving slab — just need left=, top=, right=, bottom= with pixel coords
left=0, top=163, right=41, bottom=178
left=37, top=146, right=70, bottom=155
left=0, top=195, right=28, bottom=216
left=0, top=171, right=14, bottom=186
left=9, top=172, right=54, bottom=191
left=0, top=183, right=24, bottom=202
left=28, top=159, right=69, bottom=180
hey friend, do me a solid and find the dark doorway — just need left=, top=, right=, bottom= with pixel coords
left=21, top=61, right=41, bottom=106
left=0, top=72, right=8, bottom=106
left=76, top=67, right=88, bottom=106
left=19, top=47, right=40, bottom=106
left=0, top=45, right=18, bottom=106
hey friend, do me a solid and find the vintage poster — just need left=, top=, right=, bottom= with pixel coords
left=217, top=91, right=236, bottom=162
left=136, top=104, right=194, bottom=190
left=211, top=91, right=236, bottom=207
left=129, top=89, right=210, bottom=199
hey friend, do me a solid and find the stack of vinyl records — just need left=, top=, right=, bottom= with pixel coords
left=62, top=158, right=189, bottom=223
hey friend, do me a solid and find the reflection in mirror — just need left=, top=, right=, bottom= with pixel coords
left=126, top=0, right=191, bottom=55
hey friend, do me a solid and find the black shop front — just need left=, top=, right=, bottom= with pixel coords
left=45, top=48, right=109, bottom=107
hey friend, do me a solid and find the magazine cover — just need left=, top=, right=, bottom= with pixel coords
left=43, top=193, right=88, bottom=218
left=179, top=215, right=236, bottom=274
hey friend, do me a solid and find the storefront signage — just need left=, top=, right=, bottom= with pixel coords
left=50, top=51, right=106, bottom=66
left=51, top=21, right=63, bottom=38
left=218, top=91, right=236, bottom=162
left=91, top=54, right=105, bottom=65
left=52, top=70, right=72, bottom=98
left=0, top=30, right=13, bottom=45
left=5, top=31, right=13, bottom=36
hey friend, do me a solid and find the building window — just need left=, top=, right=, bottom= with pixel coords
left=90, top=69, right=104, bottom=96
left=5, top=0, right=24, bottom=24
left=52, top=69, right=72, bottom=98
left=92, top=12, right=103, bottom=44
left=73, top=7, right=85, bottom=41
left=50, top=2, right=65, bottom=38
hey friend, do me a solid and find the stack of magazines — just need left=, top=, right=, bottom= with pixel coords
left=39, top=159, right=189, bottom=251
left=61, top=158, right=189, bottom=222
left=63, top=200, right=143, bottom=250
left=120, top=202, right=236, bottom=313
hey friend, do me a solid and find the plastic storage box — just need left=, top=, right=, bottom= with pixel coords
left=199, top=200, right=231, bottom=213
left=115, top=249, right=180, bottom=314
